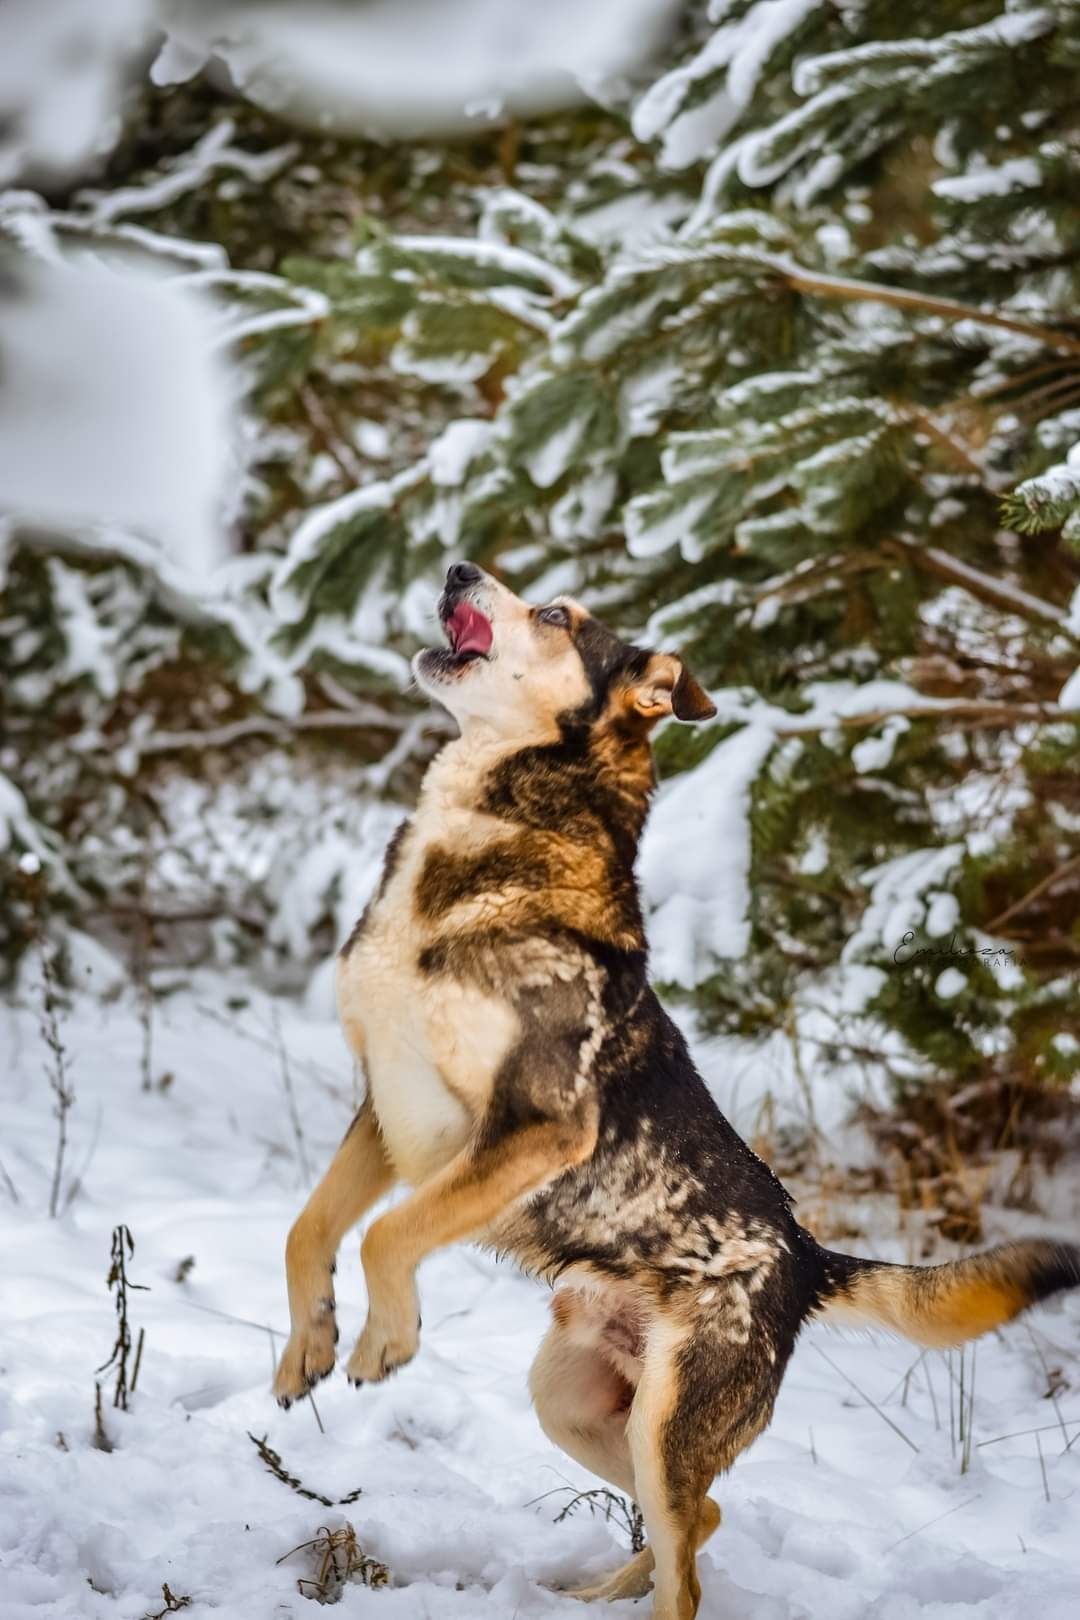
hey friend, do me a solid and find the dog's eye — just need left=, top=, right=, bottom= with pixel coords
left=538, top=604, right=571, bottom=630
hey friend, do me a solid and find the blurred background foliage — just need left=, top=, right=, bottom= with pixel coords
left=1, top=1, right=1078, bottom=1213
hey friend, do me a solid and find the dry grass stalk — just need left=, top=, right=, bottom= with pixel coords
left=142, top=1584, right=191, bottom=1618
left=272, top=1006, right=311, bottom=1185
left=529, top=1485, right=645, bottom=1554
left=92, top=1381, right=113, bottom=1453
left=38, top=942, right=74, bottom=1218
left=276, top=1523, right=389, bottom=1602
left=97, top=1224, right=149, bottom=1410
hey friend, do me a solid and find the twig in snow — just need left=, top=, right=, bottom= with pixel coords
left=64, top=1102, right=103, bottom=1210
left=92, top=1381, right=113, bottom=1453
left=881, top=1349, right=926, bottom=1410
left=1024, top=1322, right=1071, bottom=1450
left=922, top=1357, right=941, bottom=1432
left=248, top=1433, right=364, bottom=1507
left=273, top=1006, right=311, bottom=1186
left=38, top=942, right=75, bottom=1218
left=977, top=1415, right=1080, bottom=1449
left=174, top=1295, right=286, bottom=1338
left=0, top=1155, right=20, bottom=1204
left=132, top=876, right=155, bottom=1093
left=813, top=1343, right=920, bottom=1453
left=887, top=1493, right=981, bottom=1552
left=958, top=1343, right=977, bottom=1474
left=528, top=1486, right=645, bottom=1553
left=97, top=1224, right=149, bottom=1410
left=308, top=1387, right=325, bottom=1436
left=1036, top=1430, right=1051, bottom=1503
left=142, top=1584, right=191, bottom=1618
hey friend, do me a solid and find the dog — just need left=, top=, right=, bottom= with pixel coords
left=274, top=561, right=1079, bottom=1619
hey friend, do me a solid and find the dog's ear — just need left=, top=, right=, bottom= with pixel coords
left=623, top=652, right=717, bottom=726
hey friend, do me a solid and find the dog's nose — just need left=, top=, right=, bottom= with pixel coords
left=446, top=561, right=482, bottom=589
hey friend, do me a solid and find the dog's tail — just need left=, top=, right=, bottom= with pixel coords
left=813, top=1239, right=1080, bottom=1348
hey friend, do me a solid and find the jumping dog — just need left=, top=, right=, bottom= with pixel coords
left=275, top=561, right=1079, bottom=1619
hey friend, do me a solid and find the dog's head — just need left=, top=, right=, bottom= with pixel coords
left=414, top=562, right=716, bottom=744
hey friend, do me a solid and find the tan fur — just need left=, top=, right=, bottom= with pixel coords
left=272, top=1101, right=393, bottom=1403
left=822, top=1259, right=1031, bottom=1349
left=348, top=1112, right=598, bottom=1382
left=336, top=737, right=529, bottom=1185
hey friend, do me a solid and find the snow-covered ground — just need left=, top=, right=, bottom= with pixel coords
left=2, top=970, right=1079, bottom=1619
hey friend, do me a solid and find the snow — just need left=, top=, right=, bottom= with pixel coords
left=935, top=967, right=967, bottom=1000
left=0, top=259, right=233, bottom=579
left=850, top=715, right=910, bottom=774
left=0, top=0, right=154, bottom=186
left=625, top=490, right=715, bottom=560
left=549, top=472, right=618, bottom=542
left=389, top=235, right=580, bottom=302
left=156, top=0, right=682, bottom=140
left=641, top=724, right=777, bottom=986
left=524, top=415, right=588, bottom=490
left=844, top=847, right=966, bottom=965
left=74, top=120, right=298, bottom=226
left=632, top=0, right=821, bottom=170
left=2, top=966, right=1079, bottom=1618
left=428, top=420, right=493, bottom=488
left=270, top=483, right=396, bottom=626
left=934, top=158, right=1042, bottom=203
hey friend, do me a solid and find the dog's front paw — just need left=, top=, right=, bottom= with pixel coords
left=345, top=1291, right=419, bottom=1385
left=272, top=1301, right=338, bottom=1408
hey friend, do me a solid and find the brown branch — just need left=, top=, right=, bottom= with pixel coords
left=773, top=700, right=1072, bottom=737
left=137, top=706, right=410, bottom=756
left=902, top=409, right=982, bottom=477
left=984, top=852, right=1080, bottom=935
left=299, top=385, right=366, bottom=484
left=882, top=537, right=1076, bottom=633
left=773, top=259, right=1080, bottom=358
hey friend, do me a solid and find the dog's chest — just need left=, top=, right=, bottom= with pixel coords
left=336, top=816, right=519, bottom=1185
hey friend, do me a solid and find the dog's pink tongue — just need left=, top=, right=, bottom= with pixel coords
left=447, top=602, right=493, bottom=655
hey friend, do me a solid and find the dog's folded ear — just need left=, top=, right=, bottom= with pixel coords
left=623, top=652, right=717, bottom=726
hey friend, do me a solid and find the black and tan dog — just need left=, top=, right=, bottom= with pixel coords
left=275, top=562, right=1079, bottom=1619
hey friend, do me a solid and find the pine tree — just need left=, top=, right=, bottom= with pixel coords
left=2, top=6, right=1077, bottom=1142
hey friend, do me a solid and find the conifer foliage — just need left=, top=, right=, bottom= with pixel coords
left=2, top=3, right=1078, bottom=1120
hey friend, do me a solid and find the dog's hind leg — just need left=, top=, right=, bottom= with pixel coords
left=274, top=1098, right=394, bottom=1407
left=530, top=1305, right=722, bottom=1605
left=529, top=1310, right=651, bottom=1600
left=628, top=1317, right=779, bottom=1620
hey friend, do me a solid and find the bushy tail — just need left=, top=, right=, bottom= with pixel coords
left=815, top=1239, right=1080, bottom=1349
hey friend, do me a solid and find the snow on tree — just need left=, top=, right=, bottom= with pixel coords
left=1, top=5, right=1077, bottom=1147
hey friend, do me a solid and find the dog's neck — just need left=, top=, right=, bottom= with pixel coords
left=419, top=723, right=657, bottom=862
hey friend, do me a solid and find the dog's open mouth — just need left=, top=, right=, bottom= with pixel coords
left=442, top=601, right=493, bottom=660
